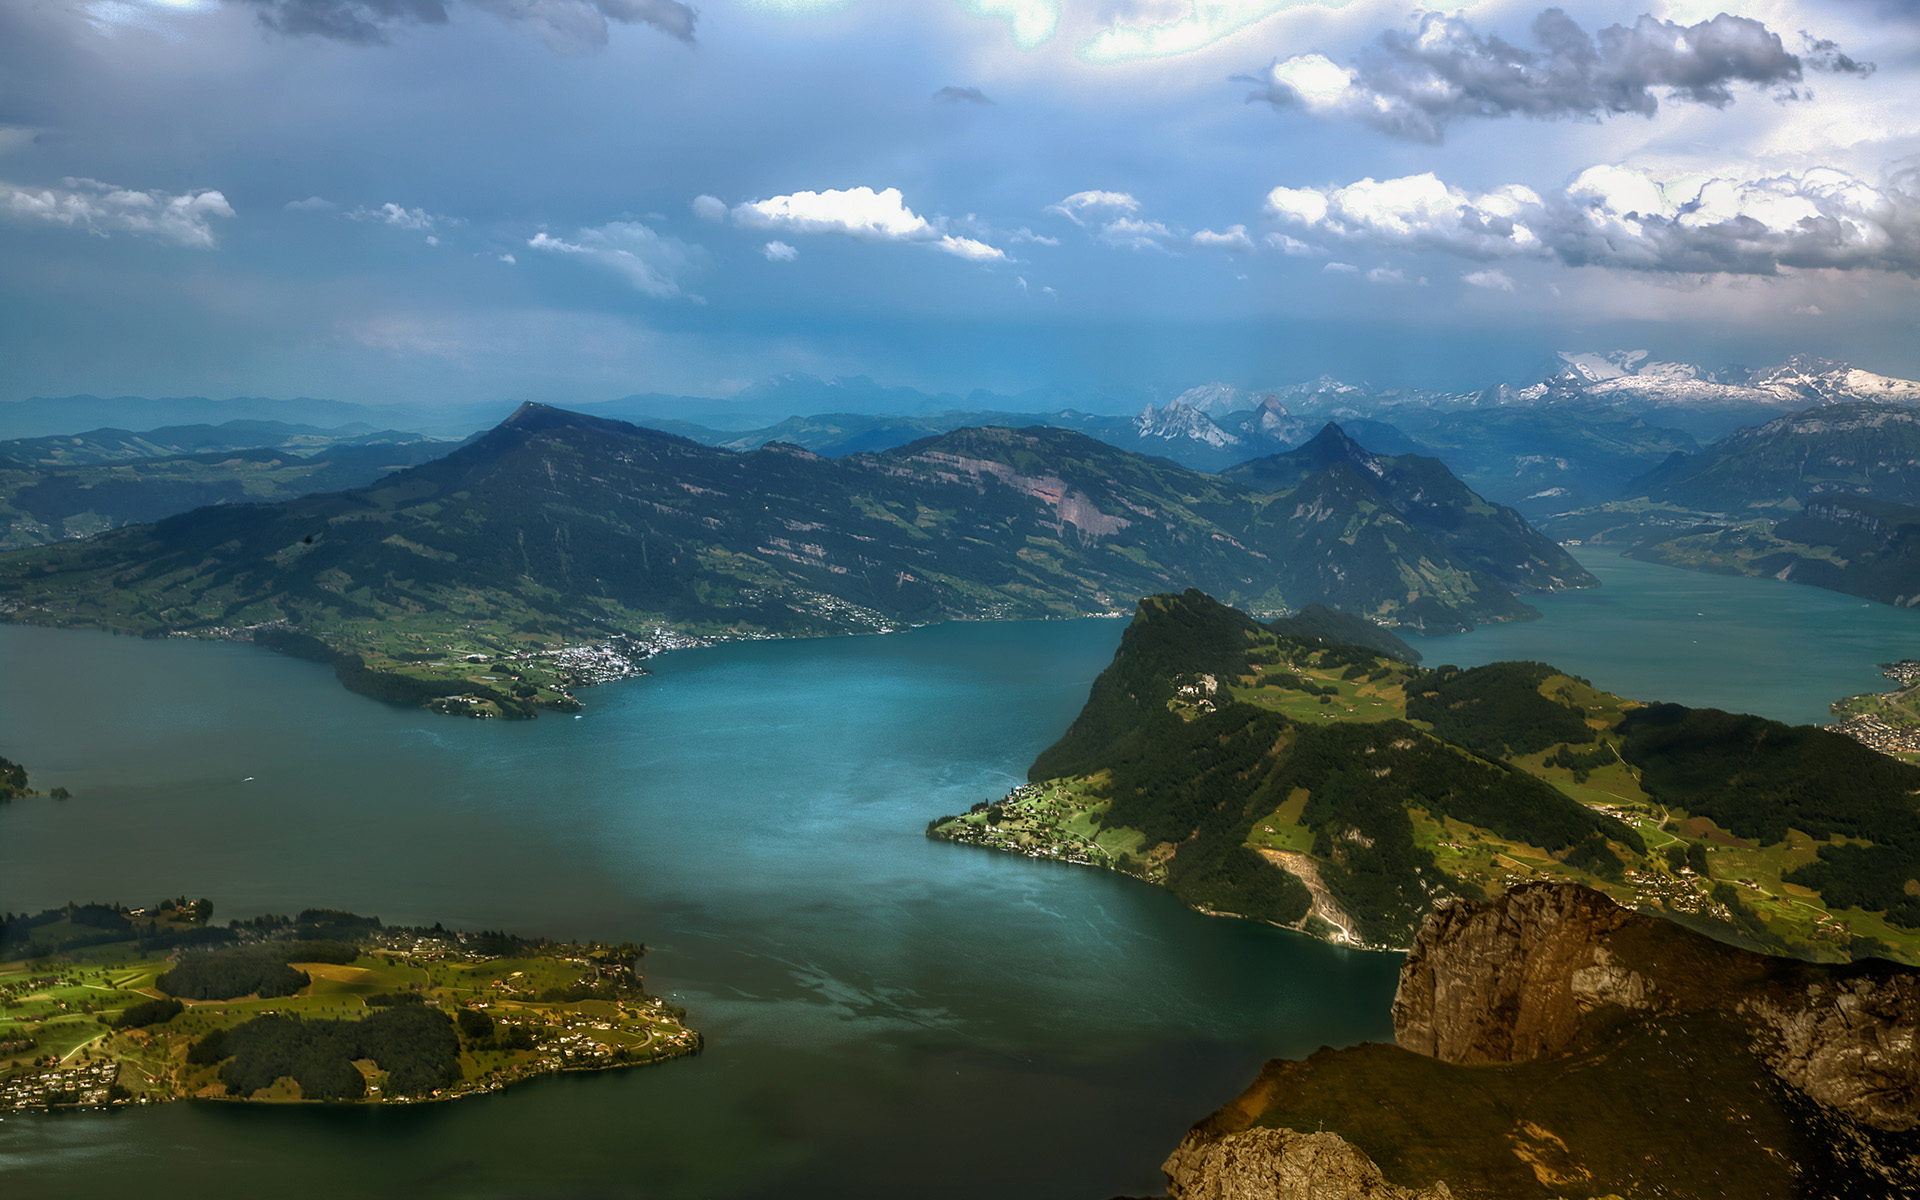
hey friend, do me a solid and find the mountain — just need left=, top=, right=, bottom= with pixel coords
left=0, top=406, right=1586, bottom=711
left=1497, top=351, right=1920, bottom=441
left=1627, top=402, right=1920, bottom=512
left=0, top=440, right=451, bottom=550
left=1546, top=404, right=1920, bottom=608
left=1221, top=424, right=1593, bottom=596
left=934, top=588, right=1920, bottom=959
left=1163, top=882, right=1920, bottom=1200
left=0, top=420, right=442, bottom=468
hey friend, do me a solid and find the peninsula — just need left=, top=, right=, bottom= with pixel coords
left=930, top=590, right=1920, bottom=963
left=0, top=900, right=698, bottom=1110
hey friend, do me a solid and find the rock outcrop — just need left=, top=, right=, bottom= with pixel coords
left=1391, top=882, right=1920, bottom=1132
left=1162, top=1128, right=1450, bottom=1200
left=1159, top=881, right=1920, bottom=1199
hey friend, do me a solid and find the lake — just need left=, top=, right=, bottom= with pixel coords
left=2, top=548, right=1916, bottom=1197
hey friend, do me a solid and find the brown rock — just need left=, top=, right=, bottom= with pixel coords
left=1162, top=1127, right=1451, bottom=1200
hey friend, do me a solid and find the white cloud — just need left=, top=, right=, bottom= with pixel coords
left=1046, top=190, right=1139, bottom=226
left=730, top=186, right=1005, bottom=262
left=527, top=220, right=702, bottom=298
left=935, top=234, right=1007, bottom=262
left=763, top=240, right=798, bottom=262
left=734, top=186, right=932, bottom=240
left=1008, top=227, right=1059, bottom=246
left=1264, top=164, right=1920, bottom=276
left=1264, top=232, right=1317, bottom=256
left=1462, top=268, right=1516, bottom=291
left=1264, top=173, right=1544, bottom=259
left=1323, top=261, right=1358, bottom=274
left=284, top=195, right=336, bottom=212
left=1365, top=266, right=1413, bottom=285
left=1191, top=224, right=1256, bottom=253
left=1098, top=217, right=1174, bottom=251
left=0, top=176, right=234, bottom=248
left=1081, top=0, right=1293, bottom=64
left=691, top=193, right=728, bottom=222
left=349, top=202, right=439, bottom=231
left=963, top=0, right=1059, bottom=50
left=499, top=253, right=517, bottom=264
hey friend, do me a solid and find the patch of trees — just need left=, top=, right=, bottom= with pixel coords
left=1268, top=603, right=1422, bottom=664
left=366, top=991, right=425, bottom=1007
left=1786, top=844, right=1920, bottom=929
left=1620, top=704, right=1920, bottom=846
left=193, top=1004, right=462, bottom=1099
left=1406, top=662, right=1595, bottom=757
left=1029, top=589, right=1267, bottom=782
left=1547, top=741, right=1619, bottom=783
left=1564, top=831, right=1626, bottom=882
left=113, top=997, right=184, bottom=1029
left=158, top=940, right=358, bottom=1001
left=455, top=1008, right=493, bottom=1039
left=0, top=755, right=30, bottom=799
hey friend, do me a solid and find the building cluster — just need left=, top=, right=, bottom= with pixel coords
left=0, top=1057, right=121, bottom=1112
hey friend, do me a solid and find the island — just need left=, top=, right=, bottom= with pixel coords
left=930, top=589, right=1920, bottom=963
left=0, top=900, right=699, bottom=1110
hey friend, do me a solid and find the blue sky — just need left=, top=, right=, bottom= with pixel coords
left=2, top=0, right=1917, bottom=409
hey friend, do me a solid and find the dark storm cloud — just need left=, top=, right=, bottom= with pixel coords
left=230, top=0, right=695, bottom=49
left=933, top=86, right=993, bottom=105
left=1249, top=8, right=1871, bottom=143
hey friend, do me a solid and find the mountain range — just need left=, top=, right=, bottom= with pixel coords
left=0, top=404, right=1587, bottom=711
left=1546, top=404, right=1920, bottom=608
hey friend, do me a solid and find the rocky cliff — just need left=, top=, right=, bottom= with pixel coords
left=1161, top=882, right=1920, bottom=1198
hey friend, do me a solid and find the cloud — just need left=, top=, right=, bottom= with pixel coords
left=1263, top=164, right=1920, bottom=276
left=498, top=252, right=516, bottom=263
left=1247, top=9, right=1866, bottom=143
left=1366, top=266, right=1417, bottom=286
left=1463, top=268, right=1516, bottom=291
left=1191, top=224, right=1256, bottom=253
left=691, top=194, right=728, bottom=223
left=762, top=240, right=797, bottom=262
left=962, top=0, right=1057, bottom=50
left=1323, top=261, right=1357, bottom=274
left=1097, top=217, right=1174, bottom=251
left=934, top=86, right=993, bottom=105
left=1045, top=190, right=1139, bottom=226
left=526, top=220, right=702, bottom=297
left=730, top=186, right=1006, bottom=261
left=349, top=201, right=437, bottom=231
left=227, top=0, right=695, bottom=51
left=1082, top=0, right=1292, bottom=64
left=0, top=176, right=234, bottom=247
left=1008, top=227, right=1059, bottom=246
left=285, top=195, right=336, bottom=212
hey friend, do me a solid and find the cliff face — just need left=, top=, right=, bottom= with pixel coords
left=1391, top=882, right=1920, bottom=1131
left=1162, top=882, right=1920, bottom=1199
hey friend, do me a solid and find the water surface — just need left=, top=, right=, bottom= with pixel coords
left=3, top=549, right=1917, bottom=1197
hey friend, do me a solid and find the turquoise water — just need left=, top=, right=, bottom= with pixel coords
left=1, top=549, right=1916, bottom=1197
left=1434, top=549, right=1920, bottom=726
left=0, top=616, right=1396, bottom=1200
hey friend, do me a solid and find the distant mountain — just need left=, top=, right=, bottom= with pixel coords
left=0, top=420, right=443, bottom=468
left=0, top=440, right=451, bottom=550
left=1481, top=351, right=1920, bottom=441
left=1627, top=403, right=1920, bottom=512
left=0, top=406, right=1589, bottom=710
left=1546, top=403, right=1920, bottom=608
left=1222, top=424, right=1592, bottom=597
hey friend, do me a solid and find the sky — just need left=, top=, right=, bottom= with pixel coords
left=2, top=0, right=1918, bottom=409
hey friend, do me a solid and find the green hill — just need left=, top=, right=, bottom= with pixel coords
left=931, top=589, right=1920, bottom=961
left=0, top=405, right=1585, bottom=715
